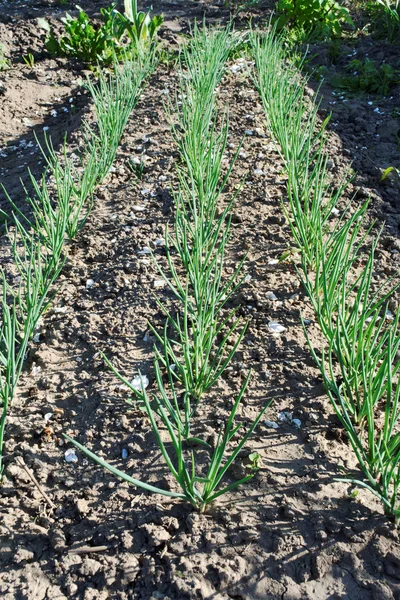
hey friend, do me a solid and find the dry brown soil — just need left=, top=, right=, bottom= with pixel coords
left=1, top=2, right=400, bottom=599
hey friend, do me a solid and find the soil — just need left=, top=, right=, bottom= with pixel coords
left=1, top=2, right=400, bottom=600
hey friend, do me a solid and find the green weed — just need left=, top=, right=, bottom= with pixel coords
left=275, top=0, right=353, bottom=41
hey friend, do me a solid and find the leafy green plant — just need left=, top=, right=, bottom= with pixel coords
left=127, top=156, right=145, bottom=180
left=275, top=0, right=353, bottom=40
left=368, top=0, right=400, bottom=42
left=41, top=2, right=163, bottom=66
left=332, top=58, right=399, bottom=95
left=44, top=7, right=115, bottom=65
left=112, top=0, right=164, bottom=48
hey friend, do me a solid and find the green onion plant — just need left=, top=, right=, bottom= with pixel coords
left=66, top=370, right=270, bottom=512
left=252, top=28, right=400, bottom=524
left=68, top=24, right=269, bottom=511
left=0, top=51, right=153, bottom=477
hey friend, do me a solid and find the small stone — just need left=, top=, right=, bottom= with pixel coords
left=130, top=375, right=149, bottom=391
left=269, top=321, right=286, bottom=333
left=264, top=420, right=279, bottom=429
left=65, top=448, right=78, bottom=463
left=266, top=291, right=278, bottom=301
left=86, top=279, right=95, bottom=289
left=278, top=411, right=293, bottom=423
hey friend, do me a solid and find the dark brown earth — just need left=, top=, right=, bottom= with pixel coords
left=1, top=2, right=400, bottom=599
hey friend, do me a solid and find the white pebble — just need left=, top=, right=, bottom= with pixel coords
left=278, top=411, right=292, bottom=423
left=86, top=279, right=95, bottom=289
left=65, top=449, right=78, bottom=463
left=265, top=420, right=279, bottom=429
left=269, top=321, right=286, bottom=333
left=130, top=374, right=149, bottom=391
left=266, top=291, right=278, bottom=301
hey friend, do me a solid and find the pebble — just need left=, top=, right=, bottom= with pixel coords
left=130, top=374, right=149, bottom=391
left=264, top=420, right=279, bottom=429
left=266, top=291, right=278, bottom=301
left=278, top=411, right=293, bottom=423
left=65, top=448, right=78, bottom=463
left=269, top=321, right=286, bottom=333
left=121, top=448, right=128, bottom=459
left=86, top=279, right=95, bottom=289
left=143, top=330, right=153, bottom=342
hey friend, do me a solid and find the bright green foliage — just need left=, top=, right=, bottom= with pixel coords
left=68, top=25, right=269, bottom=511
left=22, top=53, right=35, bottom=68
left=0, top=53, right=152, bottom=477
left=368, top=0, right=400, bottom=42
left=44, top=7, right=116, bottom=64
left=332, top=58, right=399, bottom=95
left=113, top=0, right=164, bottom=47
left=275, top=0, right=353, bottom=40
left=42, top=2, right=163, bottom=66
left=0, top=234, right=63, bottom=476
left=251, top=30, right=347, bottom=269
left=66, top=371, right=270, bottom=512
left=153, top=24, right=247, bottom=403
left=252, top=30, right=400, bottom=525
